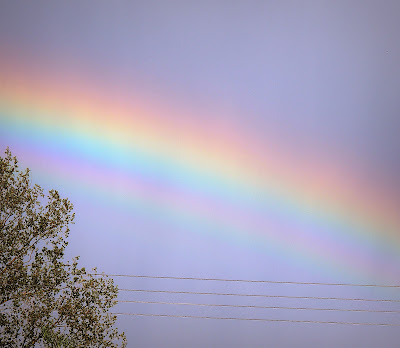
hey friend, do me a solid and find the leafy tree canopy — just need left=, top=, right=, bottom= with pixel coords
left=0, top=148, right=126, bottom=347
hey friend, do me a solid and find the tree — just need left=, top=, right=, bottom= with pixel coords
left=0, top=148, right=126, bottom=347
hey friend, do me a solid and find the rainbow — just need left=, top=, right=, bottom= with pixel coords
left=1, top=53, right=400, bottom=284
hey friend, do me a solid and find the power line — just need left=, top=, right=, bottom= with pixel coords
left=111, top=312, right=400, bottom=326
left=119, top=288, right=400, bottom=303
left=116, top=300, right=400, bottom=314
left=93, top=273, right=400, bottom=288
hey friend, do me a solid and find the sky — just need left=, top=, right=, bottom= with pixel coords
left=1, top=1, right=400, bottom=347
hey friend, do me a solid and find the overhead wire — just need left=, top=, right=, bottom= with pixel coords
left=92, top=273, right=400, bottom=288
left=116, top=300, right=400, bottom=313
left=111, top=312, right=400, bottom=326
left=119, top=288, right=400, bottom=303
left=95, top=274, right=400, bottom=326
left=89, top=274, right=400, bottom=326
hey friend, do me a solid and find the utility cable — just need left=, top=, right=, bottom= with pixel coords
left=93, top=273, right=400, bottom=288
left=119, top=288, right=400, bottom=303
left=111, top=312, right=400, bottom=326
left=116, top=300, right=400, bottom=313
